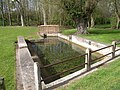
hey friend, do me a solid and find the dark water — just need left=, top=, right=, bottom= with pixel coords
left=28, top=37, right=98, bottom=84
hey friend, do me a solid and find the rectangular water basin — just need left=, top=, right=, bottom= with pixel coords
left=27, top=37, right=101, bottom=84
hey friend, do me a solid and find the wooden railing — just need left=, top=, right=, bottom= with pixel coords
left=34, top=41, right=120, bottom=90
left=40, top=53, right=87, bottom=69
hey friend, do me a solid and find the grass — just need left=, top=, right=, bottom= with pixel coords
left=62, top=29, right=77, bottom=35
left=62, top=28, right=120, bottom=44
left=58, top=58, right=120, bottom=90
left=94, top=24, right=111, bottom=28
left=79, top=28, right=120, bottom=44
left=0, top=26, right=39, bottom=90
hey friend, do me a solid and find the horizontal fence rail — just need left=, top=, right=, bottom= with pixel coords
left=116, top=41, right=120, bottom=45
left=42, top=63, right=86, bottom=81
left=90, top=52, right=113, bottom=64
left=115, top=48, right=120, bottom=52
left=91, top=45, right=113, bottom=53
left=40, top=53, right=87, bottom=69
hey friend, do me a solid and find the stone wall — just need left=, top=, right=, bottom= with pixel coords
left=39, top=25, right=59, bottom=35
left=58, top=33, right=112, bottom=55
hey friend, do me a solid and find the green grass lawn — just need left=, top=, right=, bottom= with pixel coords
left=62, top=29, right=77, bottom=35
left=62, top=28, right=120, bottom=44
left=0, top=26, right=39, bottom=90
left=94, top=24, right=111, bottom=28
left=58, top=58, right=120, bottom=90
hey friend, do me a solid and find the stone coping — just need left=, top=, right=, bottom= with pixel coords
left=18, top=36, right=27, bottom=49
left=17, top=36, right=36, bottom=90
left=39, top=25, right=59, bottom=26
left=58, top=33, right=113, bottom=55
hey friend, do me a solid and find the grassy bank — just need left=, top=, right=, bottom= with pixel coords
left=0, top=26, right=39, bottom=90
left=62, top=28, right=120, bottom=44
left=58, top=58, right=120, bottom=90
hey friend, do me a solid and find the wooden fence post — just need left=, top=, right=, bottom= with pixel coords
left=34, top=62, right=42, bottom=90
left=85, top=48, right=91, bottom=71
left=112, top=41, right=116, bottom=58
left=0, top=77, right=5, bottom=90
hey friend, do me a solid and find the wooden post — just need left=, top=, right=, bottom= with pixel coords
left=34, top=62, right=42, bottom=90
left=0, top=77, right=5, bottom=90
left=85, top=48, right=91, bottom=71
left=112, top=41, right=116, bottom=58
left=69, top=35, right=72, bottom=40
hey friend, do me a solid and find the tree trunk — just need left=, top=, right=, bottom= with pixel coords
left=42, top=7, right=47, bottom=25
left=7, top=0, right=12, bottom=26
left=1, top=0, right=5, bottom=26
left=114, top=0, right=120, bottom=29
left=115, top=13, right=120, bottom=29
left=88, top=21, right=90, bottom=29
left=91, top=15, right=94, bottom=28
left=17, top=12, right=20, bottom=25
left=20, top=14, right=24, bottom=26
left=8, top=12, right=12, bottom=26
left=16, top=0, right=25, bottom=26
left=75, top=19, right=88, bottom=34
left=116, top=17, right=120, bottom=29
left=1, top=11, right=5, bottom=26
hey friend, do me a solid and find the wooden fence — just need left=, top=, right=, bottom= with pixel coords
left=34, top=41, right=120, bottom=90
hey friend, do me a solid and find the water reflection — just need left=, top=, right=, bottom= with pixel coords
left=35, top=37, right=85, bottom=63
left=29, top=37, right=87, bottom=83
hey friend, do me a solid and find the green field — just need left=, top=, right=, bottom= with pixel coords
left=0, top=26, right=39, bottom=90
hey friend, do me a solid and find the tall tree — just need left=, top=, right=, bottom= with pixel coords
left=61, top=0, right=99, bottom=34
